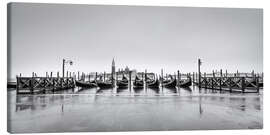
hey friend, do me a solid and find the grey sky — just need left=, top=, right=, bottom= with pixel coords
left=8, top=3, right=263, bottom=80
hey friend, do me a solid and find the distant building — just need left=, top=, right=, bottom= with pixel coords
left=111, top=58, right=115, bottom=76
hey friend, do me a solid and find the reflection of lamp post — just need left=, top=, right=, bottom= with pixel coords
left=62, top=59, right=73, bottom=78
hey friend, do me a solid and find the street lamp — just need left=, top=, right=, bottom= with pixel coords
left=62, top=59, right=73, bottom=78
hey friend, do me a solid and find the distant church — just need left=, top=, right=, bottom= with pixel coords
left=111, top=58, right=137, bottom=77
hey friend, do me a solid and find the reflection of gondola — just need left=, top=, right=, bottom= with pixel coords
left=117, top=75, right=129, bottom=88
left=133, top=76, right=144, bottom=89
left=149, top=87, right=160, bottom=93
left=162, top=78, right=176, bottom=88
left=147, top=79, right=160, bottom=88
left=117, top=87, right=126, bottom=93
left=75, top=80, right=97, bottom=88
left=134, top=87, right=144, bottom=93
left=181, top=87, right=192, bottom=91
left=167, top=87, right=177, bottom=93
left=178, top=78, right=192, bottom=87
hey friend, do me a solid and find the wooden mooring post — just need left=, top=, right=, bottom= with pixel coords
left=198, top=59, right=202, bottom=88
left=129, top=71, right=132, bottom=89
left=241, top=77, right=245, bottom=93
left=219, top=69, right=222, bottom=90
left=177, top=70, right=180, bottom=86
left=192, top=72, right=195, bottom=84
left=161, top=69, right=163, bottom=88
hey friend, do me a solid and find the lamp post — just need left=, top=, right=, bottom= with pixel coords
left=62, top=59, right=73, bottom=78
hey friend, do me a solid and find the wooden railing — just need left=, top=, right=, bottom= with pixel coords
left=16, top=77, right=75, bottom=94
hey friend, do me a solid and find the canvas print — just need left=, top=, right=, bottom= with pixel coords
left=7, top=3, right=263, bottom=133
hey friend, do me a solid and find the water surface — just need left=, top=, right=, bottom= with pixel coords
left=7, top=86, right=263, bottom=133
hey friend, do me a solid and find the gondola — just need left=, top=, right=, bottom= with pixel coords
left=75, top=80, right=97, bottom=88
left=147, top=79, right=160, bottom=88
left=178, top=78, right=192, bottom=87
left=162, top=78, right=177, bottom=88
left=96, top=80, right=113, bottom=89
left=117, top=75, right=129, bottom=88
left=133, top=76, right=144, bottom=89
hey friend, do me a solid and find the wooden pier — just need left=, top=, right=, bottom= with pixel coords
left=16, top=76, right=75, bottom=94
left=198, top=76, right=261, bottom=93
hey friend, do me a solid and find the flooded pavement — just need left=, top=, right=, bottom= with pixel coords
left=7, top=86, right=263, bottom=133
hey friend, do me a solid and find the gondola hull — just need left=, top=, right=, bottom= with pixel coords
left=117, top=81, right=128, bottom=88
left=96, top=81, right=113, bottom=89
left=133, top=81, right=144, bottom=89
left=162, top=79, right=176, bottom=88
left=178, top=79, right=192, bottom=87
left=147, top=79, right=160, bottom=88
left=75, top=80, right=97, bottom=88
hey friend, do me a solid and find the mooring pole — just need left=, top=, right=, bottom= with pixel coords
left=198, top=59, right=202, bottom=88
left=220, top=69, right=223, bottom=77
left=62, top=59, right=65, bottom=78
left=145, top=69, right=147, bottom=82
left=104, top=71, right=106, bottom=82
left=256, top=75, right=259, bottom=93
left=192, top=72, right=195, bottom=83
left=129, top=71, right=132, bottom=90
left=177, top=70, right=180, bottom=86
left=161, top=69, right=163, bottom=87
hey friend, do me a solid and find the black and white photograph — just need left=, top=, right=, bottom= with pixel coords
left=6, top=2, right=263, bottom=133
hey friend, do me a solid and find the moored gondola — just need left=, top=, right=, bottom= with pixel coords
left=162, top=78, right=177, bottom=88
left=75, top=80, right=97, bottom=88
left=178, top=78, right=192, bottom=87
left=96, top=80, right=113, bottom=89
left=147, top=79, right=160, bottom=88
left=133, top=76, right=144, bottom=89
left=117, top=75, right=129, bottom=88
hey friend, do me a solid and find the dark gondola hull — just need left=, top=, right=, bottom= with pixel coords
left=178, top=79, right=192, bottom=87
left=133, top=81, right=144, bottom=89
left=96, top=81, right=113, bottom=89
left=162, top=79, right=176, bottom=88
left=147, top=79, right=160, bottom=88
left=117, top=81, right=128, bottom=88
left=75, top=80, right=97, bottom=88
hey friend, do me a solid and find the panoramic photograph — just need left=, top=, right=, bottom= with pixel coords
left=7, top=3, right=263, bottom=133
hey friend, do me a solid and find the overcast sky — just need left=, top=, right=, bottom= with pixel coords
left=8, top=3, right=263, bottom=80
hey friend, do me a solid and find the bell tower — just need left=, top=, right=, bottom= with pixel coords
left=111, top=58, right=115, bottom=78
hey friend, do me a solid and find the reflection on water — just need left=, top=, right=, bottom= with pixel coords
left=7, top=86, right=263, bottom=133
